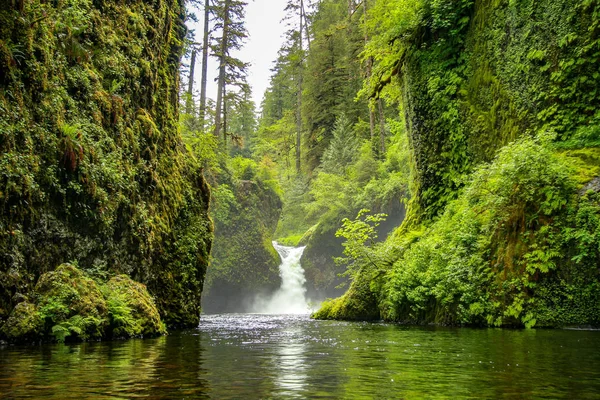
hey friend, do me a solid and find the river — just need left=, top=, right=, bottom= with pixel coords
left=1, top=313, right=599, bottom=399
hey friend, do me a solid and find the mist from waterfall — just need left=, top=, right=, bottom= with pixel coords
left=251, top=242, right=312, bottom=314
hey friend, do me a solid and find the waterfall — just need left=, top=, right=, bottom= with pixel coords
left=251, top=242, right=310, bottom=314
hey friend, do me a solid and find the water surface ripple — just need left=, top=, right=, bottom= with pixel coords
left=1, top=314, right=599, bottom=399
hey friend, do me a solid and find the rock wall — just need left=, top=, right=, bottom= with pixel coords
left=0, top=0, right=212, bottom=331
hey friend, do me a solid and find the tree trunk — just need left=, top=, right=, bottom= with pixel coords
left=214, top=0, right=230, bottom=139
left=199, top=0, right=210, bottom=128
left=301, top=0, right=311, bottom=51
left=378, top=98, right=386, bottom=156
left=186, top=48, right=197, bottom=115
left=362, top=0, right=376, bottom=146
left=296, top=0, right=304, bottom=174
left=369, top=101, right=376, bottom=142
left=348, top=0, right=355, bottom=16
left=223, top=84, right=228, bottom=142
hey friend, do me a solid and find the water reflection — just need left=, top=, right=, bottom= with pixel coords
left=1, top=315, right=600, bottom=399
left=0, top=333, right=211, bottom=399
left=273, top=325, right=308, bottom=397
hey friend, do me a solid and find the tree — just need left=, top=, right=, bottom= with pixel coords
left=227, top=84, right=256, bottom=156
left=199, top=0, right=211, bottom=127
left=186, top=46, right=198, bottom=115
left=283, top=0, right=311, bottom=174
left=321, top=113, right=360, bottom=175
left=303, top=0, right=367, bottom=170
left=211, top=0, right=249, bottom=141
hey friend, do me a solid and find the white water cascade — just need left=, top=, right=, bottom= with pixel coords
left=251, top=242, right=311, bottom=314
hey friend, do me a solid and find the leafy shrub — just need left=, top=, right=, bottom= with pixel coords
left=334, top=209, right=388, bottom=284
left=317, top=138, right=600, bottom=327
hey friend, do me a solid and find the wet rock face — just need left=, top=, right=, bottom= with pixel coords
left=580, top=177, right=600, bottom=195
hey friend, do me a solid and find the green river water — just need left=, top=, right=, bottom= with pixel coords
left=1, top=314, right=599, bottom=399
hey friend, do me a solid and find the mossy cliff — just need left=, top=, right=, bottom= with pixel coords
left=402, top=0, right=600, bottom=219
left=202, top=160, right=282, bottom=313
left=0, top=0, right=212, bottom=332
left=314, top=0, right=600, bottom=327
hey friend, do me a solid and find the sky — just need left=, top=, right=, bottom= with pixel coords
left=187, top=0, right=289, bottom=109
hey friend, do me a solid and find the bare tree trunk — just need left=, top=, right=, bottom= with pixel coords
left=348, top=0, right=355, bottom=16
left=296, top=0, right=304, bottom=174
left=369, top=101, right=376, bottom=142
left=301, top=0, right=311, bottom=51
left=214, top=0, right=230, bottom=139
left=199, top=0, right=210, bottom=128
left=223, top=84, right=228, bottom=142
left=186, top=48, right=197, bottom=115
left=378, top=98, right=386, bottom=155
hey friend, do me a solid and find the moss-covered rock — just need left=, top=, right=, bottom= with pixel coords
left=1, top=302, right=44, bottom=341
left=312, top=274, right=380, bottom=321
left=35, top=264, right=108, bottom=341
left=104, top=275, right=166, bottom=338
left=0, top=264, right=168, bottom=342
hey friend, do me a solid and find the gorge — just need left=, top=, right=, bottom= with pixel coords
left=1, top=0, right=600, bottom=397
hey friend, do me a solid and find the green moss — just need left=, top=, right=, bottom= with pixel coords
left=312, top=274, right=380, bottom=321
left=276, top=234, right=304, bottom=247
left=103, top=275, right=166, bottom=338
left=1, top=302, right=44, bottom=341
left=558, top=147, right=600, bottom=187
left=1, top=264, right=168, bottom=342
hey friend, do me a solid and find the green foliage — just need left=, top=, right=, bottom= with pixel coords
left=180, top=120, right=221, bottom=172
left=253, top=1, right=409, bottom=300
left=103, top=275, right=166, bottom=338
left=319, top=138, right=600, bottom=327
left=335, top=209, right=387, bottom=284
left=321, top=114, right=361, bottom=175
